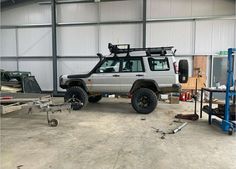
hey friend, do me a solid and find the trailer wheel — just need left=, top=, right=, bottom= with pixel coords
left=64, top=86, right=88, bottom=110
left=49, top=119, right=59, bottom=127
left=131, top=88, right=157, bottom=114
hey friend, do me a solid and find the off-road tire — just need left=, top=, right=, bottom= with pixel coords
left=88, top=95, right=102, bottom=103
left=131, top=88, right=157, bottom=114
left=64, top=86, right=88, bottom=110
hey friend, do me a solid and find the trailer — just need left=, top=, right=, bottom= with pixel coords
left=0, top=93, right=71, bottom=127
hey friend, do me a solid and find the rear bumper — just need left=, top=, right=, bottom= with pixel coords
left=159, top=84, right=181, bottom=94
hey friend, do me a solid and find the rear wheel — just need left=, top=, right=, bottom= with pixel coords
left=131, top=88, right=157, bottom=114
left=64, top=86, right=88, bottom=110
left=88, top=95, right=102, bottom=103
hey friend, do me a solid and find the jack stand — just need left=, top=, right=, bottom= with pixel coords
left=175, top=71, right=200, bottom=121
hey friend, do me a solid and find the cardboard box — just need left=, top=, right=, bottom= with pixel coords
left=169, top=96, right=179, bottom=104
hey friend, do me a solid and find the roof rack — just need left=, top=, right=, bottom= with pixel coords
left=108, top=43, right=174, bottom=57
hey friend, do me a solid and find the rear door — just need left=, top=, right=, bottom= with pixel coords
left=147, top=57, right=176, bottom=87
left=119, top=57, right=145, bottom=93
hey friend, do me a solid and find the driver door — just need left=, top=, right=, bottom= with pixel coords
left=89, top=58, right=121, bottom=93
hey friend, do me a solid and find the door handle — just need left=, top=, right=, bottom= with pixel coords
left=113, top=74, right=120, bottom=77
left=136, top=74, right=144, bottom=77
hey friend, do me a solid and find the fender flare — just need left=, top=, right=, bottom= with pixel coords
left=65, top=79, right=88, bottom=92
left=129, top=79, right=160, bottom=94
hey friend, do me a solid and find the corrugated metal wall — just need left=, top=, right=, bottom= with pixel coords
left=0, top=0, right=235, bottom=90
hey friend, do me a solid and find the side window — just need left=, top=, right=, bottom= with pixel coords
left=96, top=58, right=120, bottom=73
left=121, top=58, right=144, bottom=72
left=148, top=57, right=170, bottom=71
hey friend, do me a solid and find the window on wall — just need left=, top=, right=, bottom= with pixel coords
left=121, top=58, right=144, bottom=72
left=148, top=57, right=170, bottom=71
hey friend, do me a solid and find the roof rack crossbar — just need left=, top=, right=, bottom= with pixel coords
left=108, top=43, right=174, bottom=56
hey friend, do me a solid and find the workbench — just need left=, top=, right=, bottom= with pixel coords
left=200, top=87, right=236, bottom=133
left=200, top=48, right=236, bottom=135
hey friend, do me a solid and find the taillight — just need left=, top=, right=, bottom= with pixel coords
left=173, top=62, right=178, bottom=74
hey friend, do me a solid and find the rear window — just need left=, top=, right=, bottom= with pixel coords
left=148, top=57, right=170, bottom=71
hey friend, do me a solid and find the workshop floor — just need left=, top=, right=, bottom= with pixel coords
left=1, top=98, right=236, bottom=169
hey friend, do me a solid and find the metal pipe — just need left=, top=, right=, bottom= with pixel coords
left=0, top=24, right=51, bottom=29
left=51, top=0, right=58, bottom=96
left=172, top=122, right=188, bottom=134
left=57, top=20, right=142, bottom=27
left=146, top=15, right=236, bottom=23
left=142, top=0, right=146, bottom=48
left=1, top=55, right=202, bottom=60
left=39, top=0, right=93, bottom=4
left=57, top=56, right=99, bottom=59
left=210, top=55, right=213, bottom=87
left=193, top=19, right=196, bottom=55
left=0, top=56, right=52, bottom=59
left=15, top=29, right=19, bottom=71
left=39, top=0, right=127, bottom=5
left=1, top=15, right=234, bottom=29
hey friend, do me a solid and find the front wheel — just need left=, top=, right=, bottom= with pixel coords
left=64, top=86, right=88, bottom=110
left=131, top=88, right=157, bottom=114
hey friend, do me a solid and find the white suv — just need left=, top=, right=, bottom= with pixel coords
left=60, top=43, right=188, bottom=114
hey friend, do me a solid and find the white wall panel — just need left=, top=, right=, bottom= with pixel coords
left=147, top=0, right=235, bottom=19
left=170, top=0, right=192, bottom=17
left=100, top=0, right=142, bottom=21
left=234, top=17, right=236, bottom=47
left=57, top=58, right=99, bottom=75
left=57, top=3, right=98, bottom=23
left=0, top=60, right=17, bottom=71
left=99, top=24, right=142, bottom=55
left=57, top=26, right=98, bottom=56
left=147, top=0, right=171, bottom=19
left=212, top=20, right=235, bottom=54
left=19, top=60, right=53, bottom=90
left=192, top=0, right=214, bottom=17
left=213, top=0, right=235, bottom=16
left=1, top=3, right=51, bottom=25
left=0, top=29, right=17, bottom=56
left=18, top=28, right=52, bottom=56
left=196, top=19, right=235, bottom=54
left=146, top=21, right=193, bottom=55
left=195, top=21, right=213, bottom=55
left=192, top=0, right=236, bottom=17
